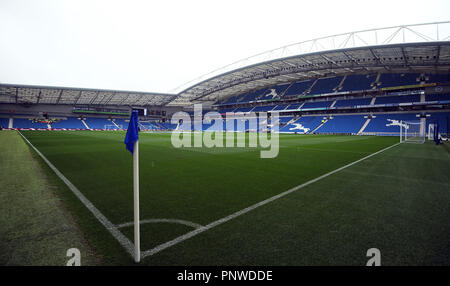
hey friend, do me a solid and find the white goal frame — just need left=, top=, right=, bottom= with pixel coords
left=428, top=123, right=436, bottom=140
left=400, top=120, right=425, bottom=144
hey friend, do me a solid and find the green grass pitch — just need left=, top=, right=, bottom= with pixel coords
left=10, top=131, right=450, bottom=265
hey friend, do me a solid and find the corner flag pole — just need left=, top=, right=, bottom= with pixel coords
left=133, top=139, right=140, bottom=263
left=124, top=110, right=140, bottom=263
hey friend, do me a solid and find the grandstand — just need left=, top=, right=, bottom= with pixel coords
left=1, top=22, right=450, bottom=266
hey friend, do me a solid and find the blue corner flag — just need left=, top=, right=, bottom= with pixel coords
left=124, top=109, right=141, bottom=262
left=124, top=110, right=139, bottom=153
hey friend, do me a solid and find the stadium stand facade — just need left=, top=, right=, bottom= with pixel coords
left=1, top=93, right=448, bottom=137
left=214, top=72, right=447, bottom=107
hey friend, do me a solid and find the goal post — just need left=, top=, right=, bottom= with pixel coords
left=428, top=123, right=436, bottom=140
left=400, top=120, right=425, bottom=144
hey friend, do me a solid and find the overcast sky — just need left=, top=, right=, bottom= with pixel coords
left=1, top=0, right=449, bottom=94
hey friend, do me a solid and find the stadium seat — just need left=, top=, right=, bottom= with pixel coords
left=13, top=118, right=48, bottom=129
left=280, top=116, right=323, bottom=133
left=333, top=97, right=372, bottom=108
left=84, top=118, right=117, bottom=130
left=340, top=74, right=378, bottom=92
left=315, top=115, right=366, bottom=134
left=374, top=94, right=420, bottom=105
left=51, top=117, right=86, bottom=129
left=283, top=79, right=315, bottom=97
left=301, top=100, right=333, bottom=109
left=308, top=76, right=343, bottom=95
left=0, top=117, right=9, bottom=128
left=377, top=73, right=420, bottom=88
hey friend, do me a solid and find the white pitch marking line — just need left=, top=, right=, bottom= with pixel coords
left=116, top=219, right=203, bottom=229
left=18, top=131, right=136, bottom=258
left=141, top=142, right=401, bottom=258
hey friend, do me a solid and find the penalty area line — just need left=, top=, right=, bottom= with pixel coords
left=141, top=141, right=401, bottom=258
left=18, top=131, right=136, bottom=258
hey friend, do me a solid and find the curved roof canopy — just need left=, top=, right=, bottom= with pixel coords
left=168, top=21, right=450, bottom=106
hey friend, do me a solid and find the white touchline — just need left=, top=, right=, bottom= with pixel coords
left=141, top=142, right=401, bottom=258
left=18, top=131, right=136, bottom=258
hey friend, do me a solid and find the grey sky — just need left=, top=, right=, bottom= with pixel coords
left=1, top=0, right=449, bottom=94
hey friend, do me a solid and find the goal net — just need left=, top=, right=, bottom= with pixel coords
left=400, top=120, right=425, bottom=144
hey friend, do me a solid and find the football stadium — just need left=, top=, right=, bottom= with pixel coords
left=1, top=5, right=450, bottom=269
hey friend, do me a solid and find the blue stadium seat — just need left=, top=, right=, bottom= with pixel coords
left=239, top=88, right=267, bottom=103
left=84, top=118, right=116, bottom=129
left=218, top=107, right=236, bottom=114
left=374, top=95, right=420, bottom=105
left=51, top=117, right=86, bottom=129
left=221, top=93, right=245, bottom=105
left=301, top=100, right=333, bottom=109
left=0, top=117, right=9, bottom=128
left=364, top=113, right=419, bottom=134
left=257, top=84, right=290, bottom=101
left=308, top=76, right=343, bottom=95
left=285, top=103, right=303, bottom=110
left=113, top=118, right=129, bottom=129
left=277, top=116, right=294, bottom=125
left=251, top=105, right=276, bottom=112
left=340, top=74, right=378, bottom=92
left=273, top=116, right=294, bottom=130
left=316, top=115, right=366, bottom=134
left=283, top=79, right=315, bottom=97
left=426, top=112, right=450, bottom=135
left=272, top=104, right=289, bottom=111
left=234, top=107, right=254, bottom=113
left=160, top=122, right=178, bottom=130
left=334, top=97, right=372, bottom=107
left=378, top=73, right=420, bottom=88
left=427, top=73, right=450, bottom=84
left=280, top=116, right=323, bottom=133
left=13, top=118, right=48, bottom=129
left=425, top=94, right=450, bottom=102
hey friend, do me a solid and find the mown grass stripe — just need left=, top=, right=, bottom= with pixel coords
left=18, top=131, right=136, bottom=259
left=142, top=142, right=401, bottom=258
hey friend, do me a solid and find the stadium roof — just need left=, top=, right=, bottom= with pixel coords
left=1, top=22, right=450, bottom=108
left=168, top=21, right=450, bottom=106
left=0, top=84, right=176, bottom=106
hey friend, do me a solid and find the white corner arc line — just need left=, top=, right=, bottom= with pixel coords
left=18, top=131, right=135, bottom=258
left=142, top=142, right=401, bottom=258
left=116, top=219, right=203, bottom=229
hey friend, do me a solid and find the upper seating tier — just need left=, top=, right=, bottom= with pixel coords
left=215, top=73, right=450, bottom=106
